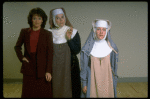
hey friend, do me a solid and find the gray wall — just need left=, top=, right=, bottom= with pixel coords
left=3, top=2, right=148, bottom=79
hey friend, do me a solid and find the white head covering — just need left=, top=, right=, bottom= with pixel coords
left=52, top=8, right=64, bottom=16
left=90, top=19, right=112, bottom=58
left=95, top=20, right=108, bottom=28
left=48, top=8, right=78, bottom=44
left=52, top=8, right=66, bottom=27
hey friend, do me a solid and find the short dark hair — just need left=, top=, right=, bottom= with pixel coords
left=28, top=7, right=47, bottom=28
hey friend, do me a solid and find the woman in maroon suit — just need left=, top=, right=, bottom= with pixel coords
left=14, top=7, right=53, bottom=98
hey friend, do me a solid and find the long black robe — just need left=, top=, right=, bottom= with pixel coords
left=67, top=32, right=81, bottom=98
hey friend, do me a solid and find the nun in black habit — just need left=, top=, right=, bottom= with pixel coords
left=48, top=7, right=81, bottom=98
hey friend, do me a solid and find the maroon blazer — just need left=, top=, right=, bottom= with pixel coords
left=14, top=28, right=53, bottom=78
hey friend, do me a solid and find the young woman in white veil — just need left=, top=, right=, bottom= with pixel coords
left=48, top=7, right=81, bottom=98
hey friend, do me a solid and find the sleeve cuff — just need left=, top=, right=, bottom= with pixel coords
left=82, top=81, right=87, bottom=88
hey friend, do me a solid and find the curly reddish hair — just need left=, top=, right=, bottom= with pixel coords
left=28, top=7, right=47, bottom=28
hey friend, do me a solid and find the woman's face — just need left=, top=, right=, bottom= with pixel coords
left=32, top=14, right=43, bottom=28
left=55, top=14, right=65, bottom=27
left=96, top=27, right=106, bottom=40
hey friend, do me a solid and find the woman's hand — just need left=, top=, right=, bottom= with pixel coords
left=66, top=27, right=73, bottom=40
left=22, top=57, right=29, bottom=63
left=45, top=72, right=52, bottom=82
left=82, top=86, right=87, bottom=93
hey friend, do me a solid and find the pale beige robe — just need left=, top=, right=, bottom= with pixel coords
left=90, top=54, right=114, bottom=98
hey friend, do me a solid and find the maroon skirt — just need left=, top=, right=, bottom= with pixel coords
left=21, top=53, right=52, bottom=98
